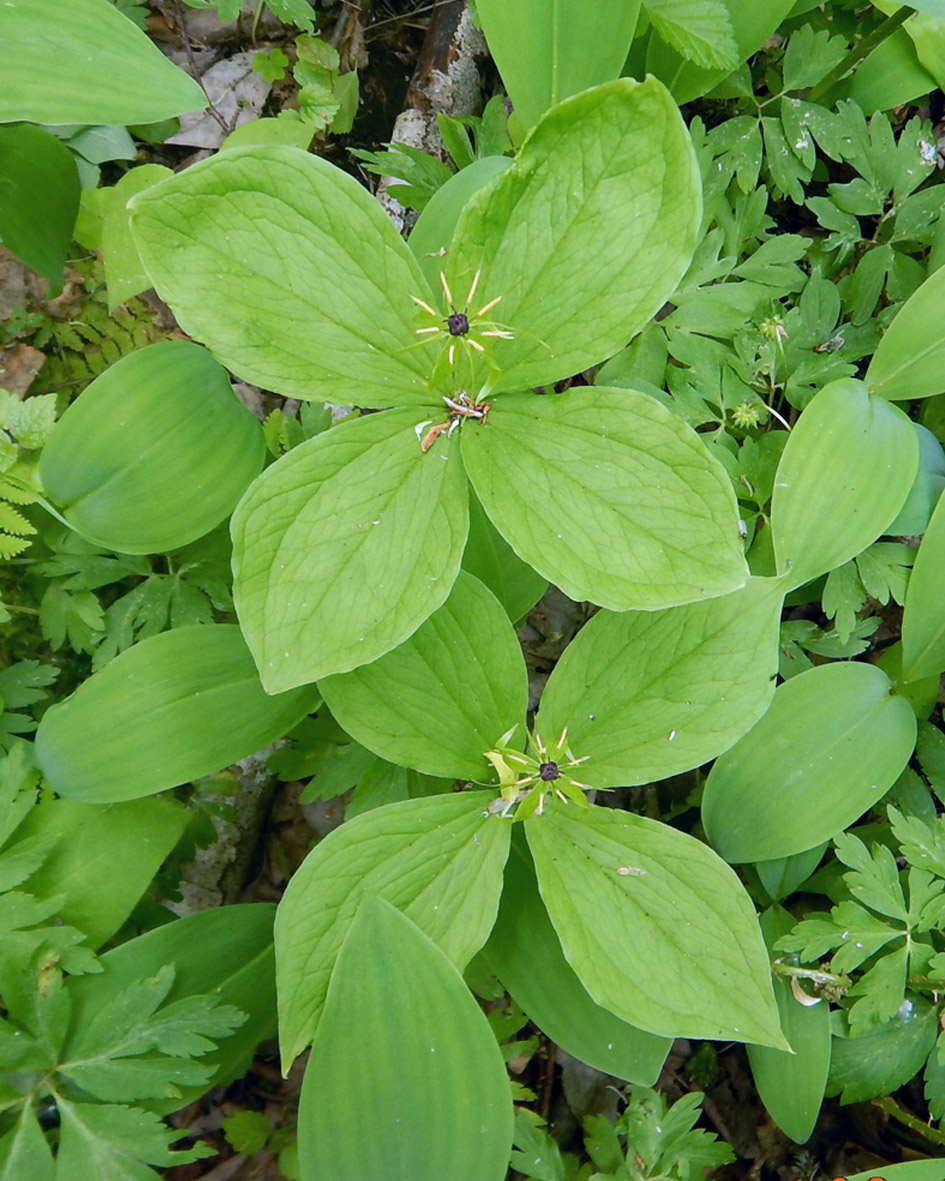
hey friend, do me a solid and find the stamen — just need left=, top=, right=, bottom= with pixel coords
left=415, top=327, right=440, bottom=335
left=481, top=330, right=514, bottom=339
left=468, top=339, right=485, bottom=353
left=466, top=269, right=481, bottom=307
left=411, top=296, right=439, bottom=317
left=476, top=295, right=502, bottom=317
left=439, top=272, right=454, bottom=307
left=448, top=343, right=456, bottom=366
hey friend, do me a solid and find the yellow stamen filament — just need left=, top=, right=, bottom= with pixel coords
left=439, top=272, right=454, bottom=307
left=411, top=296, right=438, bottom=317
left=468, top=339, right=485, bottom=353
left=466, top=270, right=481, bottom=307
left=415, top=327, right=440, bottom=335
left=476, top=295, right=502, bottom=317
left=481, top=330, right=513, bottom=339
left=448, top=344, right=456, bottom=366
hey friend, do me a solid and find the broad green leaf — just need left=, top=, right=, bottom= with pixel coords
left=827, top=995, right=937, bottom=1104
left=461, top=389, right=747, bottom=610
left=98, top=165, right=174, bottom=310
left=409, top=157, right=514, bottom=294
left=887, top=423, right=945, bottom=535
left=129, top=145, right=438, bottom=407
left=447, top=79, right=701, bottom=392
left=483, top=832, right=671, bottom=1083
left=644, top=0, right=796, bottom=102
left=0, top=0, right=207, bottom=125
left=702, top=662, right=917, bottom=863
left=298, top=896, right=512, bottom=1181
left=65, top=904, right=277, bottom=1115
left=537, top=577, right=782, bottom=786
left=320, top=572, right=528, bottom=780
left=474, top=0, right=642, bottom=128
left=40, top=342, right=265, bottom=554
left=867, top=265, right=945, bottom=400
left=755, top=843, right=828, bottom=904
left=849, top=1164, right=945, bottom=1181
left=231, top=409, right=469, bottom=690
left=462, top=494, right=547, bottom=623
left=274, top=792, right=509, bottom=1066
left=0, top=1106, right=54, bottom=1180
left=0, top=124, right=79, bottom=296
left=34, top=625, right=320, bottom=802
left=15, top=797, right=188, bottom=948
left=746, top=907, right=831, bottom=1144
left=903, top=491, right=945, bottom=682
left=526, top=804, right=787, bottom=1048
left=841, top=28, right=938, bottom=114
left=770, top=378, right=918, bottom=588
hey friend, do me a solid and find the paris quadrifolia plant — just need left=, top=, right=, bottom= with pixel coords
left=26, top=10, right=945, bottom=1169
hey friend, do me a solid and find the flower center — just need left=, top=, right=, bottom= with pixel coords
left=538, top=761, right=560, bottom=781
left=446, top=311, right=470, bottom=336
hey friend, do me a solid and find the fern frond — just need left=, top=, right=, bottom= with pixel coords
left=0, top=503, right=36, bottom=535
left=0, top=479, right=36, bottom=506
left=0, top=533, right=31, bottom=559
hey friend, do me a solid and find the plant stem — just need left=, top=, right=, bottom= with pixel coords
left=771, top=960, right=849, bottom=989
left=873, top=1096, right=945, bottom=1148
left=805, top=7, right=913, bottom=104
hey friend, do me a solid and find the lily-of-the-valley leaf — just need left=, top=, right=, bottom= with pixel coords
left=526, top=804, right=789, bottom=1048
left=34, top=625, right=320, bottom=804
left=274, top=792, right=509, bottom=1068
left=537, top=575, right=783, bottom=786
left=297, top=896, right=513, bottom=1181
left=702, top=661, right=917, bottom=863
left=769, top=378, right=918, bottom=589
left=231, top=408, right=469, bottom=691
left=461, top=388, right=749, bottom=610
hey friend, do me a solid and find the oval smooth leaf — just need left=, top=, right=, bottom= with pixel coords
left=274, top=792, right=509, bottom=1067
left=537, top=577, right=782, bottom=786
left=867, top=265, right=945, bottom=400
left=34, top=625, right=320, bottom=802
left=13, top=796, right=189, bottom=949
left=461, top=388, right=747, bottom=610
left=320, top=572, right=528, bottom=780
left=129, top=146, right=437, bottom=407
left=526, top=804, right=787, bottom=1048
left=770, top=378, right=918, bottom=588
left=887, top=423, right=945, bottom=536
left=702, top=661, right=917, bottom=863
left=474, top=0, right=642, bottom=128
left=827, top=994, right=937, bottom=1105
left=462, top=493, right=548, bottom=623
left=40, top=341, right=265, bottom=554
left=745, top=907, right=831, bottom=1144
left=447, top=79, right=701, bottom=392
left=409, top=156, right=513, bottom=295
left=232, top=409, right=469, bottom=690
left=902, top=490, right=945, bottom=682
left=0, top=123, right=79, bottom=296
left=0, top=0, right=207, bottom=125
left=298, top=896, right=512, bottom=1181
left=483, top=832, right=671, bottom=1083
